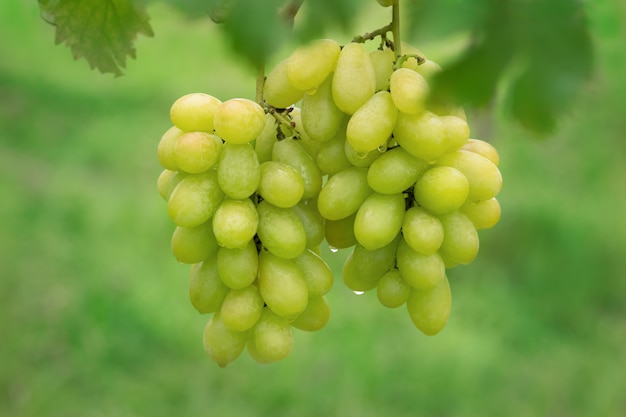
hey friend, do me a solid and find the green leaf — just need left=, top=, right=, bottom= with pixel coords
left=38, top=0, right=154, bottom=76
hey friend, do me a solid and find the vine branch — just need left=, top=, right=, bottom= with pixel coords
left=279, top=0, right=304, bottom=28
left=352, top=23, right=393, bottom=44
left=391, top=1, right=401, bottom=58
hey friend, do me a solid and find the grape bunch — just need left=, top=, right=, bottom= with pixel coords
left=156, top=32, right=502, bottom=366
left=157, top=94, right=333, bottom=367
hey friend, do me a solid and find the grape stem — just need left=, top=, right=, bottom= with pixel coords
left=352, top=23, right=393, bottom=44
left=392, top=1, right=401, bottom=57
left=279, top=0, right=304, bottom=28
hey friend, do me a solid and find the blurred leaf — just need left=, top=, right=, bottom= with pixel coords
left=294, top=0, right=363, bottom=41
left=405, top=0, right=490, bottom=42
left=38, top=0, right=154, bottom=76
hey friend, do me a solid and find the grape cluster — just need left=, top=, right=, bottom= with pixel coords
left=157, top=94, right=332, bottom=367
left=156, top=34, right=502, bottom=366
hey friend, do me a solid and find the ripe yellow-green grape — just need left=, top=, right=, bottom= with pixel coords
left=254, top=113, right=277, bottom=164
left=366, top=146, right=428, bottom=194
left=286, top=39, right=341, bottom=93
left=167, top=170, right=224, bottom=228
left=393, top=111, right=449, bottom=163
left=369, top=48, right=395, bottom=91
left=346, top=90, right=398, bottom=153
left=203, top=312, right=249, bottom=367
left=291, top=108, right=321, bottom=158
left=342, top=236, right=400, bottom=291
left=220, top=285, right=265, bottom=332
left=344, top=140, right=381, bottom=168
left=247, top=307, right=294, bottom=364
left=461, top=198, right=501, bottom=230
left=377, top=268, right=411, bottom=308
left=396, top=238, right=445, bottom=290
left=317, top=167, right=372, bottom=220
left=217, top=240, right=258, bottom=289
left=324, top=213, right=357, bottom=249
left=291, top=199, right=325, bottom=249
left=213, top=98, right=266, bottom=144
left=315, top=127, right=352, bottom=175
left=258, top=251, right=309, bottom=320
left=174, top=131, right=223, bottom=174
left=170, top=93, right=222, bottom=133
left=399, top=42, right=423, bottom=72
left=414, top=166, right=470, bottom=214
left=258, top=161, right=304, bottom=208
left=291, top=296, right=330, bottom=331
left=438, top=150, right=503, bottom=201
left=406, top=275, right=451, bottom=336
left=354, top=192, right=405, bottom=251
left=389, top=67, right=429, bottom=115
left=157, top=169, right=176, bottom=200
left=157, top=126, right=184, bottom=170
left=211, top=198, right=258, bottom=249
left=272, top=138, right=323, bottom=199
left=257, top=200, right=307, bottom=259
left=162, top=171, right=187, bottom=201
left=171, top=221, right=219, bottom=264
left=438, top=210, right=479, bottom=266
left=462, top=138, right=500, bottom=166
left=441, top=115, right=470, bottom=153
left=301, top=75, right=344, bottom=142
left=332, top=42, right=377, bottom=115
left=217, top=142, right=260, bottom=199
left=263, top=57, right=305, bottom=108
left=189, top=257, right=229, bottom=314
left=402, top=206, right=444, bottom=255
left=294, top=249, right=334, bottom=297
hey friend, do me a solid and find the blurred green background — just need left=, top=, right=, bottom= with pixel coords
left=1, top=1, right=625, bottom=416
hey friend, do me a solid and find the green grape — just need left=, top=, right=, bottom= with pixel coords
left=264, top=57, right=305, bottom=108
left=366, top=146, right=428, bottom=194
left=286, top=39, right=341, bottom=93
left=315, top=123, right=352, bottom=176
left=157, top=169, right=175, bottom=200
left=354, top=192, right=405, bottom=251
left=293, top=249, right=334, bottom=297
left=402, top=206, right=444, bottom=255
left=342, top=236, right=400, bottom=291
left=396, top=238, right=445, bottom=290
left=214, top=98, right=266, bottom=144
left=203, top=312, right=249, bottom=367
left=393, top=111, right=448, bottom=163
left=272, top=138, right=323, bottom=200
left=189, top=257, right=229, bottom=314
left=406, top=276, right=451, bottom=336
left=170, top=93, right=222, bottom=133
left=291, top=199, right=326, bottom=249
left=168, top=170, right=224, bottom=228
left=462, top=138, right=500, bottom=166
left=258, top=161, right=304, bottom=208
left=461, top=198, right=501, bottom=230
left=377, top=268, right=411, bottom=308
left=317, top=167, right=372, bottom=220
left=217, top=142, right=261, bottom=200
left=441, top=115, right=470, bottom=153
left=248, top=308, right=294, bottom=364
left=437, top=150, right=502, bottom=201
left=212, top=198, right=258, bottom=249
left=415, top=59, right=442, bottom=80
left=157, top=126, right=184, bottom=170
left=324, top=213, right=357, bottom=249
left=257, top=200, right=307, bottom=259
left=301, top=74, right=344, bottom=142
left=220, top=285, right=265, bottom=332
left=399, top=42, right=423, bottom=72
left=332, top=42, right=377, bottom=115
left=414, top=166, right=470, bottom=214
left=217, top=240, right=259, bottom=289
left=438, top=210, right=479, bottom=266
left=171, top=221, right=219, bottom=264
left=254, top=113, right=277, bottom=164
left=369, top=48, right=395, bottom=91
left=289, top=108, right=320, bottom=158
left=165, top=171, right=188, bottom=202
left=389, top=67, right=429, bottom=115
left=344, top=140, right=381, bottom=168
left=258, top=251, right=309, bottom=320
left=174, top=131, right=223, bottom=174
left=346, top=90, right=398, bottom=153
left=291, top=296, right=330, bottom=331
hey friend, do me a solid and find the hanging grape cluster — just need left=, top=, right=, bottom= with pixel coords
left=156, top=17, right=502, bottom=367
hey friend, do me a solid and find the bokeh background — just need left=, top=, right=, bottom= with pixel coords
left=1, top=1, right=625, bottom=416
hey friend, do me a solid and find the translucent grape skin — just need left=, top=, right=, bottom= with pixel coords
left=167, top=170, right=224, bottom=228
left=211, top=198, right=259, bottom=249
left=286, top=39, right=341, bottom=93
left=189, top=257, right=229, bottom=314
left=369, top=48, right=395, bottom=91
left=438, top=150, right=502, bottom=201
left=213, top=98, right=266, bottom=144
left=396, top=237, right=445, bottom=290
left=317, top=167, right=372, bottom=220
left=263, top=57, right=305, bottom=108
left=406, top=276, right=451, bottom=336
left=389, top=67, right=429, bottom=115
left=258, top=251, right=309, bottom=320
left=377, top=268, right=411, bottom=308
left=316, top=123, right=352, bottom=176
left=256, top=200, right=307, bottom=259
left=291, top=199, right=326, bottom=249
left=332, top=42, right=377, bottom=115
left=342, top=235, right=400, bottom=292
left=170, top=93, right=222, bottom=133
left=461, top=198, right=501, bottom=230
left=367, top=146, right=427, bottom=194
left=438, top=210, right=480, bottom=266
left=301, top=75, right=344, bottom=142
left=401, top=206, right=444, bottom=255
left=346, top=90, right=398, bottom=153
left=217, top=240, right=259, bottom=289
left=293, top=248, right=334, bottom=297
left=462, top=138, right=500, bottom=166
left=324, top=213, right=357, bottom=249
left=171, top=221, right=219, bottom=264
left=203, top=312, right=249, bottom=367
left=272, top=138, right=323, bottom=200
left=248, top=307, right=294, bottom=364
left=157, top=126, right=184, bottom=170
left=157, top=169, right=175, bottom=200
left=220, top=285, right=264, bottom=332
left=258, top=161, right=305, bottom=208
left=353, top=192, right=405, bottom=251
left=393, top=111, right=449, bottom=163
left=217, top=142, right=261, bottom=200
left=414, top=166, right=470, bottom=215
left=291, top=296, right=330, bottom=331
left=174, top=132, right=223, bottom=174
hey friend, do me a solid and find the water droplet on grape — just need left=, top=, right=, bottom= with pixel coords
left=377, top=143, right=388, bottom=152
left=355, top=151, right=369, bottom=159
left=353, top=291, right=365, bottom=295
left=328, top=245, right=339, bottom=253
